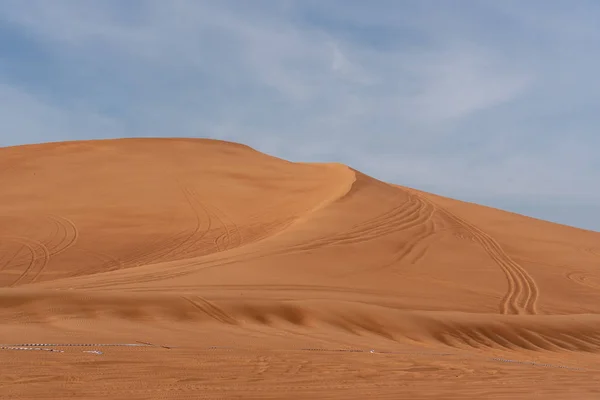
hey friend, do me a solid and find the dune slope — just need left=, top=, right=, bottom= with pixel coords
left=1, top=138, right=600, bottom=399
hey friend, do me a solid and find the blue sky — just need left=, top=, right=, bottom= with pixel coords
left=1, top=0, right=599, bottom=231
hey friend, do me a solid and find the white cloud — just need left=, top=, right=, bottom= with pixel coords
left=406, top=46, right=532, bottom=124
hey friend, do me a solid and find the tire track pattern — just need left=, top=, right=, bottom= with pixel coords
left=350, top=195, right=437, bottom=275
left=566, top=271, right=600, bottom=290
left=281, top=192, right=435, bottom=256
left=68, top=192, right=443, bottom=289
left=108, top=185, right=214, bottom=268
left=0, top=240, right=25, bottom=273
left=113, top=185, right=246, bottom=267
left=45, top=215, right=79, bottom=257
left=211, top=204, right=243, bottom=252
left=417, top=193, right=540, bottom=315
left=153, top=185, right=213, bottom=261
left=1, top=236, right=51, bottom=286
left=0, top=215, right=78, bottom=285
left=68, top=248, right=124, bottom=277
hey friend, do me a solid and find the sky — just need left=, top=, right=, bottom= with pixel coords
left=1, top=0, right=599, bottom=232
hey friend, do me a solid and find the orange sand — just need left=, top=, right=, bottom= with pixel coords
left=1, top=138, right=599, bottom=399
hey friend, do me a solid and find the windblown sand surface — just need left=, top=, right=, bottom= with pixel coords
left=1, top=138, right=599, bottom=399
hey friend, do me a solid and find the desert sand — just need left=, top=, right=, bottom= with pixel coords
left=1, top=138, right=599, bottom=399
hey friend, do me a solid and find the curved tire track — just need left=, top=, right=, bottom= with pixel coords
left=125, top=185, right=213, bottom=265
left=0, top=239, right=26, bottom=273
left=59, top=192, right=442, bottom=289
left=1, top=215, right=77, bottom=284
left=69, top=248, right=124, bottom=277
left=46, top=215, right=79, bottom=257
left=566, top=271, right=600, bottom=290
left=581, top=247, right=600, bottom=257
left=420, top=195, right=539, bottom=315
left=210, top=204, right=243, bottom=253
left=365, top=196, right=437, bottom=274
left=103, top=184, right=212, bottom=268
left=281, top=192, right=428, bottom=254
left=4, top=236, right=50, bottom=286
left=164, top=185, right=214, bottom=258
left=180, top=295, right=238, bottom=324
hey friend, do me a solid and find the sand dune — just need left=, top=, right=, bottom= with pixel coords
left=1, top=138, right=599, bottom=399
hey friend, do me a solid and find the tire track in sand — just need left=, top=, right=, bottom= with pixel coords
left=180, top=295, right=238, bottom=324
left=4, top=237, right=50, bottom=286
left=45, top=215, right=79, bottom=257
left=410, top=220, right=444, bottom=265
left=152, top=185, right=213, bottom=261
left=115, top=218, right=185, bottom=267
left=416, top=193, right=539, bottom=315
left=211, top=204, right=243, bottom=252
left=102, top=184, right=212, bottom=268
left=361, top=195, right=437, bottom=274
left=566, top=271, right=600, bottom=290
left=1, top=215, right=77, bottom=284
left=169, top=185, right=243, bottom=257
left=280, top=192, right=426, bottom=255
left=67, top=192, right=442, bottom=289
left=581, top=247, right=600, bottom=257
left=388, top=196, right=437, bottom=265
left=68, top=248, right=124, bottom=277
left=0, top=239, right=26, bottom=272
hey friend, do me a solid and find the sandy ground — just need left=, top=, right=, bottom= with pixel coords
left=1, top=138, right=599, bottom=399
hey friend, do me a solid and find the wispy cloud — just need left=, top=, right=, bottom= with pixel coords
left=406, top=46, right=532, bottom=124
left=0, top=0, right=599, bottom=230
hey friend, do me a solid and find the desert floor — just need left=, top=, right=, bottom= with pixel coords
left=1, top=138, right=599, bottom=399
